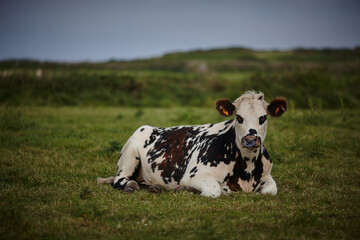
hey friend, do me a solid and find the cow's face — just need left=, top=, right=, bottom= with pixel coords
left=234, top=97, right=268, bottom=149
left=216, top=91, right=287, bottom=150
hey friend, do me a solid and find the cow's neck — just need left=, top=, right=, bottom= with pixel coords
left=225, top=120, right=262, bottom=164
left=234, top=127, right=263, bottom=182
left=238, top=144, right=262, bottom=162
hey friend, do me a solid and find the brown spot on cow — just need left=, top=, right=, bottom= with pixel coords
left=226, top=175, right=242, bottom=192
left=225, top=161, right=242, bottom=192
left=151, top=162, right=157, bottom=172
left=148, top=127, right=200, bottom=184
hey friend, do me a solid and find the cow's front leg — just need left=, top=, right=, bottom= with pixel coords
left=258, top=175, right=277, bottom=195
left=197, top=176, right=222, bottom=198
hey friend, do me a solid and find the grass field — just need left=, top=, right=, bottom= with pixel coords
left=1, top=106, right=359, bottom=239
left=1, top=48, right=359, bottom=108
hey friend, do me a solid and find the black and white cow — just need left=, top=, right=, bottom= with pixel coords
left=98, top=91, right=287, bottom=198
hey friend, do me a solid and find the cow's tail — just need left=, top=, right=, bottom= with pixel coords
left=97, top=176, right=115, bottom=184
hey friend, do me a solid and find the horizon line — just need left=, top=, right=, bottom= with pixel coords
left=1, top=45, right=359, bottom=64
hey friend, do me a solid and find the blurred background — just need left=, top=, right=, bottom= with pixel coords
left=0, top=0, right=359, bottom=108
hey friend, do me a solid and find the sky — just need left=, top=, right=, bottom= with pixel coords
left=0, top=0, right=359, bottom=62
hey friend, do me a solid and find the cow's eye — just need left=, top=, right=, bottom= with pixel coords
left=259, top=115, right=267, bottom=125
left=236, top=115, right=244, bottom=124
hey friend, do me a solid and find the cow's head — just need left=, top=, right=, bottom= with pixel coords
left=216, top=91, right=287, bottom=150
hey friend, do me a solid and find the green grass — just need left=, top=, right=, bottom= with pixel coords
left=1, top=47, right=359, bottom=108
left=1, top=46, right=359, bottom=239
left=1, top=106, right=359, bottom=239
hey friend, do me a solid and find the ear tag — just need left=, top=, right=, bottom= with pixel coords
left=223, top=109, right=229, bottom=116
left=275, top=107, right=280, bottom=115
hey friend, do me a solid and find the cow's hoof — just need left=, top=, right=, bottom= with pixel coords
left=174, top=186, right=187, bottom=192
left=139, top=181, right=151, bottom=190
left=123, top=187, right=134, bottom=193
left=174, top=186, right=201, bottom=194
left=148, top=184, right=163, bottom=194
left=123, top=180, right=139, bottom=193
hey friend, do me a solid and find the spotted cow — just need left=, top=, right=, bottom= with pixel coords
left=98, top=91, right=287, bottom=198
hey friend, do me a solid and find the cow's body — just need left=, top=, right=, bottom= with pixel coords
left=98, top=91, right=287, bottom=198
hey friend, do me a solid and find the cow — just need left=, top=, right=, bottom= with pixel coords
left=97, top=91, right=287, bottom=198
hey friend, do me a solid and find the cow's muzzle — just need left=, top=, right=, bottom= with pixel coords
left=241, top=135, right=261, bottom=149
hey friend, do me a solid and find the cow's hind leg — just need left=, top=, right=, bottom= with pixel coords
left=113, top=140, right=141, bottom=193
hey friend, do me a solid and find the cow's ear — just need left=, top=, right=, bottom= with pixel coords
left=267, top=97, right=288, bottom=117
left=216, top=99, right=235, bottom=117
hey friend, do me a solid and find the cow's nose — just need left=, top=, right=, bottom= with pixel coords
left=244, top=135, right=257, bottom=147
left=248, top=129, right=257, bottom=135
left=242, top=135, right=261, bottom=148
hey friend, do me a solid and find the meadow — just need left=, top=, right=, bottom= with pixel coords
left=1, top=106, right=359, bottom=239
left=0, top=48, right=360, bottom=239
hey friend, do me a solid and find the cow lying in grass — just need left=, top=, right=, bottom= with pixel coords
left=98, top=91, right=287, bottom=198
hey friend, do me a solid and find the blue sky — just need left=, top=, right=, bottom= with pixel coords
left=1, top=0, right=359, bottom=62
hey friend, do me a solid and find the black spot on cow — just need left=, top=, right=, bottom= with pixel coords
left=251, top=152, right=264, bottom=184
left=189, top=167, right=198, bottom=178
left=151, top=162, right=157, bottom=173
left=224, top=119, right=234, bottom=126
left=197, top=126, right=237, bottom=167
left=226, top=149, right=246, bottom=191
left=226, top=167, right=242, bottom=191
left=262, top=146, right=272, bottom=163
left=144, top=129, right=158, bottom=148
left=173, top=169, right=184, bottom=182
left=223, top=173, right=230, bottom=183
left=217, top=120, right=234, bottom=133
left=190, top=166, right=198, bottom=174
left=116, top=170, right=122, bottom=176
left=140, top=128, right=145, bottom=132
left=113, top=177, right=126, bottom=189
left=226, top=148, right=264, bottom=192
left=147, top=127, right=202, bottom=184
left=130, top=162, right=141, bottom=181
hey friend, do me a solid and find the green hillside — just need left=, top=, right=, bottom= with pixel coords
left=1, top=47, right=359, bottom=108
